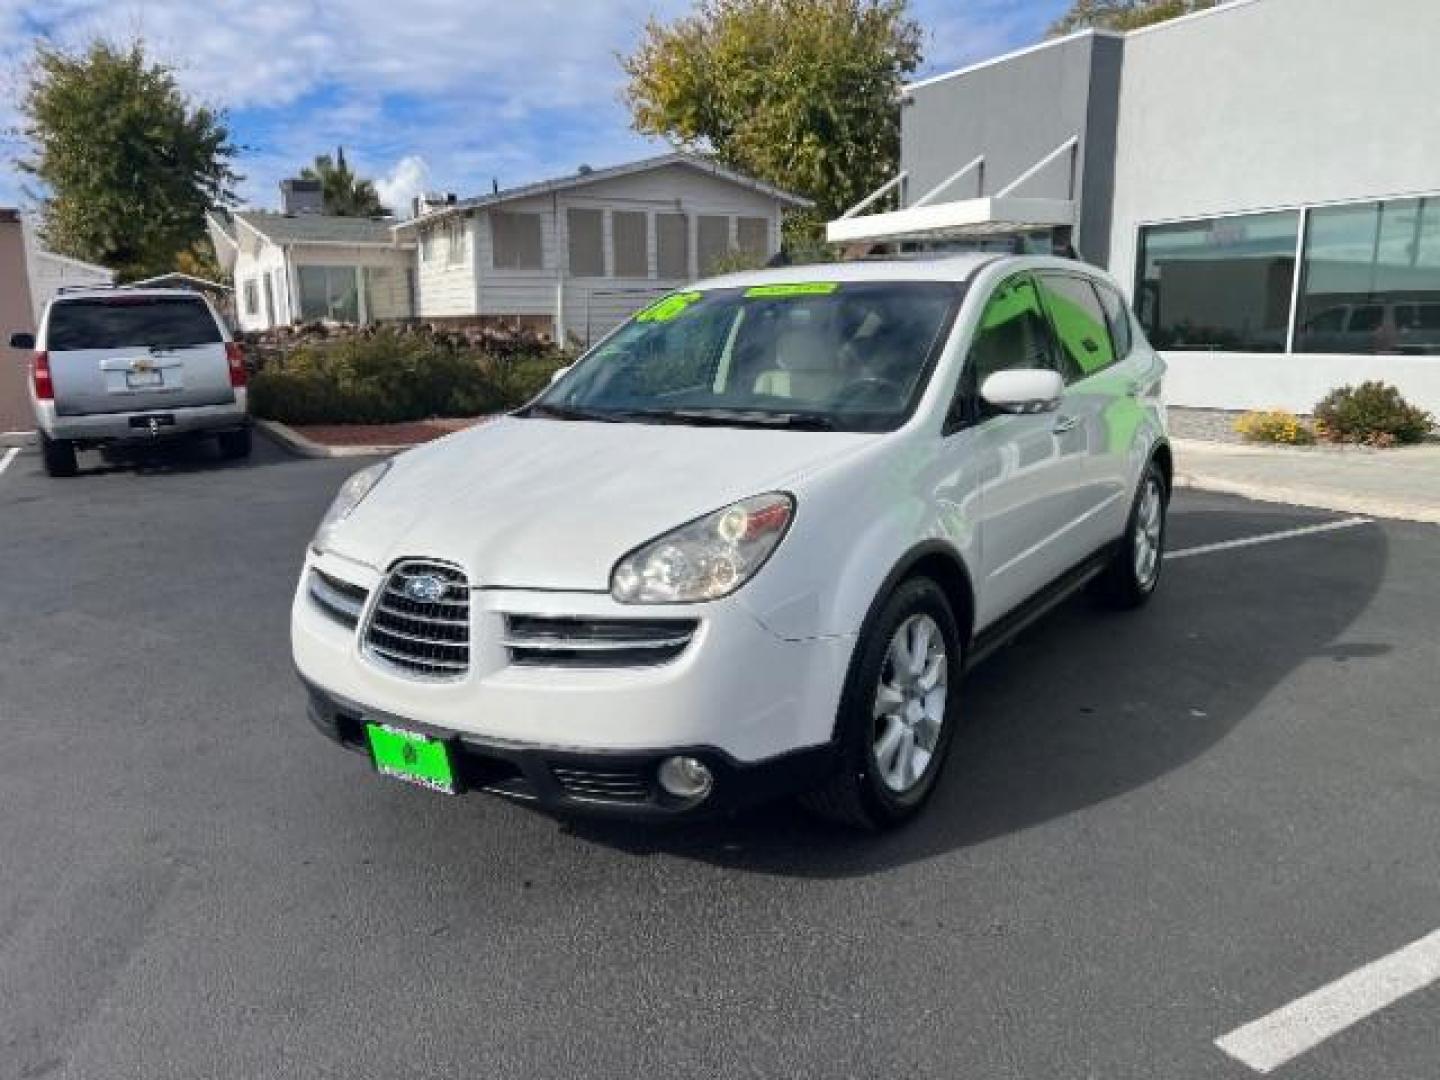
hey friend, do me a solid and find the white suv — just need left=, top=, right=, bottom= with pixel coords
left=292, top=255, right=1170, bottom=828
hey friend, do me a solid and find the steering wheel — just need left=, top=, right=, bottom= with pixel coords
left=833, top=376, right=905, bottom=411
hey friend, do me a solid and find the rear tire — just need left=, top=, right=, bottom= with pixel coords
left=40, top=433, right=78, bottom=477
left=801, top=577, right=962, bottom=830
left=1094, top=459, right=1167, bottom=610
left=217, top=428, right=252, bottom=460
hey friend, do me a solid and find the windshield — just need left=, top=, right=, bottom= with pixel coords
left=530, top=281, right=963, bottom=432
left=47, top=297, right=223, bottom=351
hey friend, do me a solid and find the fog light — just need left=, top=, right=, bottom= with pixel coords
left=657, top=756, right=713, bottom=800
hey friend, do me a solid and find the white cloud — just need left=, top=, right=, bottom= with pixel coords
left=375, top=154, right=430, bottom=219
left=0, top=0, right=1058, bottom=210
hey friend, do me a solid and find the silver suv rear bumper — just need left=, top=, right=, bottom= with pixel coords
left=41, top=397, right=248, bottom=442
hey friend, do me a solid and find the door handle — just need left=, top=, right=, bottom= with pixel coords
left=1052, top=414, right=1079, bottom=435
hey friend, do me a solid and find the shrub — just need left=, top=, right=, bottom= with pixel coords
left=247, top=327, right=569, bottom=425
left=1313, top=381, right=1433, bottom=447
left=1234, top=409, right=1315, bottom=445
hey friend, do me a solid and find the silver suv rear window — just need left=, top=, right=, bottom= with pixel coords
left=48, top=297, right=223, bottom=351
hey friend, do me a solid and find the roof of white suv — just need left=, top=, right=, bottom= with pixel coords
left=695, top=252, right=1102, bottom=292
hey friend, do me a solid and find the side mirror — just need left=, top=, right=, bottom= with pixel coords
left=549, top=364, right=573, bottom=386
left=9, top=332, right=35, bottom=351
left=979, top=369, right=1064, bottom=414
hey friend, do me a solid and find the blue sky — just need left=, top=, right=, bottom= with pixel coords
left=0, top=0, right=1068, bottom=216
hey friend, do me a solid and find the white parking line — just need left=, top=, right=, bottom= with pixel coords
left=1167, top=517, right=1372, bottom=561
left=0, top=446, right=19, bottom=479
left=1216, top=927, right=1440, bottom=1074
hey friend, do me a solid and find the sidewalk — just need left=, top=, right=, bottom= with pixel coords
left=1173, top=438, right=1440, bottom=524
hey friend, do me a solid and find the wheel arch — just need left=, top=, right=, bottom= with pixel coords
left=1150, top=438, right=1173, bottom=499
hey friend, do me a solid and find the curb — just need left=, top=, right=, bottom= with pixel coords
left=1173, top=471, right=1440, bottom=525
left=1, top=430, right=35, bottom=449
left=256, top=420, right=410, bottom=459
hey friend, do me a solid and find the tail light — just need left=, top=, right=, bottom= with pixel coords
left=32, top=351, right=53, bottom=401
left=225, top=342, right=247, bottom=388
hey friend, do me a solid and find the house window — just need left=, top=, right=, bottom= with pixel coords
left=444, top=218, right=465, bottom=267
left=1295, top=196, right=1440, bottom=355
left=697, top=216, right=731, bottom=275
left=737, top=217, right=769, bottom=259
left=420, top=229, right=437, bottom=264
left=1136, top=210, right=1300, bottom=353
left=242, top=278, right=259, bottom=316
left=567, top=208, right=605, bottom=277
left=613, top=211, right=649, bottom=278
left=492, top=211, right=543, bottom=270
left=657, top=213, right=689, bottom=279
left=297, top=266, right=360, bottom=323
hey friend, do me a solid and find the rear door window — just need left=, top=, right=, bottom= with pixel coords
left=1093, top=280, right=1134, bottom=359
left=1037, top=273, right=1117, bottom=381
left=47, top=297, right=223, bottom=351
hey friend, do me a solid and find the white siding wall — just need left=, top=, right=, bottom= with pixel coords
left=22, top=220, right=113, bottom=320
left=233, top=238, right=291, bottom=331
left=414, top=216, right=478, bottom=318
left=233, top=235, right=414, bottom=330
left=466, top=163, right=789, bottom=344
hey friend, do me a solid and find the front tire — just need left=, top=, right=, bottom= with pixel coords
left=40, top=433, right=78, bottom=477
left=802, top=577, right=962, bottom=829
left=1095, top=459, right=1167, bottom=609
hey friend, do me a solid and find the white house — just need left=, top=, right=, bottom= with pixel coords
left=208, top=207, right=414, bottom=332
left=394, top=153, right=811, bottom=344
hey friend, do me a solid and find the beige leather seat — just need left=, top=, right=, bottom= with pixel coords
left=753, top=329, right=847, bottom=403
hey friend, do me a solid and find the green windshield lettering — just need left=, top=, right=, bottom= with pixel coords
left=743, top=283, right=840, bottom=299
left=636, top=291, right=703, bottom=323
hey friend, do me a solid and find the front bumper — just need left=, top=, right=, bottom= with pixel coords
left=292, top=550, right=856, bottom=818
left=303, top=677, right=837, bottom=820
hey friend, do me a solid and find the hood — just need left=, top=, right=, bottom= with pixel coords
left=330, top=416, right=877, bottom=590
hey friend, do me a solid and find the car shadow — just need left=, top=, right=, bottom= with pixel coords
left=556, top=510, right=1389, bottom=878
left=60, top=430, right=329, bottom=477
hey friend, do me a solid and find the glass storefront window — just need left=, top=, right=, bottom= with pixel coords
left=1294, top=197, right=1440, bottom=355
left=1136, top=210, right=1299, bottom=353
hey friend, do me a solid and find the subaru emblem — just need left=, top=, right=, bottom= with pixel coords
left=404, top=574, right=448, bottom=603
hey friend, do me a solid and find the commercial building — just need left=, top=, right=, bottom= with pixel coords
left=830, top=0, right=1440, bottom=413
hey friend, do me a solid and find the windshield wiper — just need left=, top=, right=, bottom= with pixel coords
left=612, top=408, right=838, bottom=431
left=523, top=402, right=624, bottom=423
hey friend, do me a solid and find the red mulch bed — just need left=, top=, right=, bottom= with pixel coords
left=292, top=416, right=493, bottom=448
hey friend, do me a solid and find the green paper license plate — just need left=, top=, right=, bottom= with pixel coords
left=365, top=723, right=457, bottom=794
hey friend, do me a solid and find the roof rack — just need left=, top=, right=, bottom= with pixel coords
left=55, top=283, right=126, bottom=294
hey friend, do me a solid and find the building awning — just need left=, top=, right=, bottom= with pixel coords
left=825, top=195, right=1075, bottom=246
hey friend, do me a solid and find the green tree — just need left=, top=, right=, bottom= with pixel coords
left=19, top=40, right=240, bottom=281
left=300, top=147, right=387, bottom=217
left=1048, top=0, right=1219, bottom=36
left=622, top=0, right=922, bottom=242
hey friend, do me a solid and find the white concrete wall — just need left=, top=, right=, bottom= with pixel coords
left=1108, top=0, right=1440, bottom=412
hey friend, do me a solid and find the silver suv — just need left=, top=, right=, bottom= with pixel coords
left=9, top=287, right=251, bottom=477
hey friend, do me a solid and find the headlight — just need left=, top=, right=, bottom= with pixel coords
left=611, top=492, right=795, bottom=604
left=311, top=460, right=392, bottom=555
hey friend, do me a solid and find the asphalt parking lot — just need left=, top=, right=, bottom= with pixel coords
left=1, top=435, right=1437, bottom=1079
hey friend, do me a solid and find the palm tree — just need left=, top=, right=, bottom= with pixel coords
left=300, top=146, right=387, bottom=217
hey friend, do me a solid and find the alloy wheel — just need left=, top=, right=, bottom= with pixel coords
left=872, top=613, right=948, bottom=794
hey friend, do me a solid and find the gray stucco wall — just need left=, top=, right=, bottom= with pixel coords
left=900, top=32, right=1124, bottom=258
left=1107, top=0, right=1440, bottom=293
